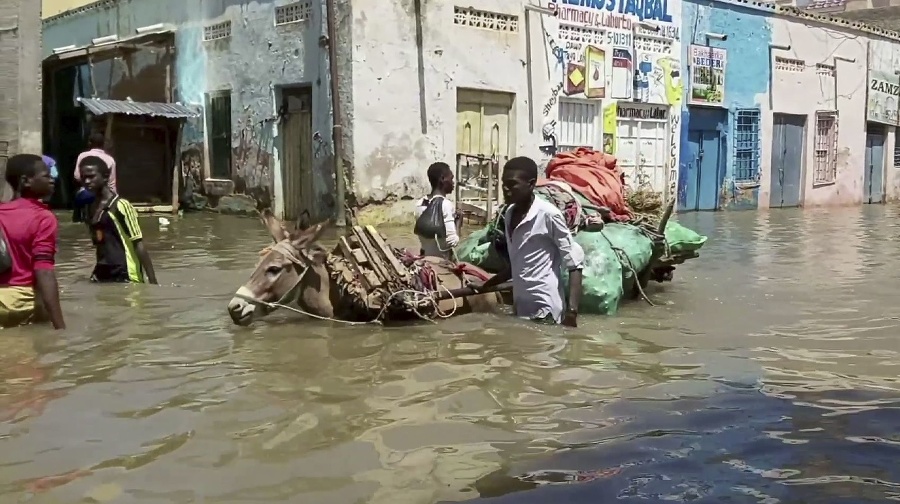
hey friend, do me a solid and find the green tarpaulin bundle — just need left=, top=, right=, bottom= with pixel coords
left=457, top=220, right=707, bottom=315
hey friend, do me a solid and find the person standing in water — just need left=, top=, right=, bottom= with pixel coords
left=79, top=156, right=158, bottom=285
left=474, top=156, right=584, bottom=327
left=0, top=154, right=65, bottom=329
left=414, top=162, right=462, bottom=260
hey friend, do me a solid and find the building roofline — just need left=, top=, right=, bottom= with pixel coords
left=42, top=0, right=900, bottom=42
left=705, top=0, right=900, bottom=41
left=43, top=0, right=119, bottom=26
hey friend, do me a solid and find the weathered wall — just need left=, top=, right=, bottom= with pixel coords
left=348, top=0, right=532, bottom=223
left=680, top=0, right=772, bottom=210
left=767, top=14, right=868, bottom=207
left=348, top=0, right=682, bottom=223
left=0, top=0, right=42, bottom=199
left=43, top=0, right=334, bottom=219
left=679, top=0, right=897, bottom=211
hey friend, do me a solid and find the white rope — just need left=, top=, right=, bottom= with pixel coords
left=236, top=285, right=459, bottom=326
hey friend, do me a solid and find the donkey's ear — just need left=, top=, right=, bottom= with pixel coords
left=290, top=219, right=329, bottom=249
left=260, top=208, right=289, bottom=242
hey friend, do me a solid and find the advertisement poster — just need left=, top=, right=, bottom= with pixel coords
left=585, top=46, right=606, bottom=99
left=689, top=45, right=726, bottom=106
left=867, top=69, right=900, bottom=126
left=611, top=48, right=633, bottom=99
left=602, top=103, right=616, bottom=155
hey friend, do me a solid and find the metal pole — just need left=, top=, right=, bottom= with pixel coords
left=325, top=0, right=347, bottom=226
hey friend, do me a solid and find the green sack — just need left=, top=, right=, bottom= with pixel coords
left=562, top=223, right=655, bottom=316
left=664, top=221, right=707, bottom=255
left=456, top=228, right=491, bottom=266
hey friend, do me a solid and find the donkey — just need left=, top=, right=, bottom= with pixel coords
left=226, top=210, right=502, bottom=326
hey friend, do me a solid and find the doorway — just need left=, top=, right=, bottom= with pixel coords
left=769, top=113, right=806, bottom=208
left=864, top=124, right=885, bottom=204
left=280, top=87, right=314, bottom=221
left=683, top=107, right=727, bottom=211
left=456, top=89, right=514, bottom=215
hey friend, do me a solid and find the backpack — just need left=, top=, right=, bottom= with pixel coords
left=414, top=196, right=447, bottom=239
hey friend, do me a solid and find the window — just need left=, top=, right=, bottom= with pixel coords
left=774, top=56, right=804, bottom=72
left=557, top=99, right=600, bottom=152
left=207, top=92, right=233, bottom=179
left=814, top=111, right=838, bottom=185
left=734, top=109, right=761, bottom=183
left=203, top=21, right=232, bottom=41
left=275, top=2, right=311, bottom=25
left=453, top=7, right=518, bottom=32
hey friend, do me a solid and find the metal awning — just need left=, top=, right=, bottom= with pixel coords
left=77, top=97, right=200, bottom=119
left=44, top=27, right=175, bottom=63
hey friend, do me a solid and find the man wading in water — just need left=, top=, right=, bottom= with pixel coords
left=414, top=162, right=462, bottom=260
left=0, top=154, right=65, bottom=329
left=79, top=156, right=158, bottom=285
left=473, top=156, right=584, bottom=327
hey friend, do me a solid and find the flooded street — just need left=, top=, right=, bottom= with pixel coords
left=2, top=206, right=900, bottom=503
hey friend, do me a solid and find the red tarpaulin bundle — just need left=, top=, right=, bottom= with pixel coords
left=544, top=147, right=631, bottom=222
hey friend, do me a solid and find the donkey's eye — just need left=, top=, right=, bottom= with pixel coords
left=266, top=265, right=283, bottom=276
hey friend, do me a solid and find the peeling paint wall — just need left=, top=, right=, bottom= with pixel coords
left=347, top=0, right=538, bottom=223
left=43, top=0, right=334, bottom=219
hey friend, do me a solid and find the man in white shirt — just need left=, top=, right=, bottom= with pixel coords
left=414, top=162, right=461, bottom=260
left=474, top=156, right=584, bottom=327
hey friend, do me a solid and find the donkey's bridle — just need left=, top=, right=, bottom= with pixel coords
left=239, top=239, right=310, bottom=313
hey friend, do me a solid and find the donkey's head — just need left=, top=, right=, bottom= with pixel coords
left=227, top=209, right=330, bottom=326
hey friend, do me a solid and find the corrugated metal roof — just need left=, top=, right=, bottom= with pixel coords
left=77, top=98, right=200, bottom=119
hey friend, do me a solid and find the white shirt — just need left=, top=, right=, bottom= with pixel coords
left=505, top=197, right=585, bottom=323
left=414, top=196, right=459, bottom=259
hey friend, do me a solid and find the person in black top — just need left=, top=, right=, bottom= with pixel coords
left=79, top=156, right=158, bottom=284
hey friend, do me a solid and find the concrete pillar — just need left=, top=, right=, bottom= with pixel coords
left=0, top=0, right=42, bottom=200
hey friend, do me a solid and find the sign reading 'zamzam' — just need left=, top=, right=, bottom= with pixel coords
left=867, top=69, right=900, bottom=126
left=871, top=79, right=900, bottom=96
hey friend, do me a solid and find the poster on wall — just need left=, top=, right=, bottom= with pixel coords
left=635, top=52, right=683, bottom=105
left=867, top=69, right=900, bottom=126
left=611, top=48, right=633, bottom=99
left=585, top=46, right=606, bottom=98
left=689, top=45, right=726, bottom=106
left=602, top=103, right=617, bottom=155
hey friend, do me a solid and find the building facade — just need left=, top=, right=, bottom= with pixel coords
left=0, top=0, right=41, bottom=200
left=40, top=0, right=900, bottom=221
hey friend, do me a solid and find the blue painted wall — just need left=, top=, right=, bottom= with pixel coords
left=43, top=0, right=334, bottom=216
left=679, top=0, right=772, bottom=210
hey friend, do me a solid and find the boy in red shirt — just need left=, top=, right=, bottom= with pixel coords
left=0, top=154, right=65, bottom=329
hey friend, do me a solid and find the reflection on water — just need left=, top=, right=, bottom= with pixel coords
left=2, top=208, right=900, bottom=503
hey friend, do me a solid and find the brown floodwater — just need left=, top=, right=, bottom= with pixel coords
left=1, top=206, right=899, bottom=503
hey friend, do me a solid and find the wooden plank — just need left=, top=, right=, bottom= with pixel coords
left=352, top=248, right=368, bottom=265
left=365, top=225, right=408, bottom=281
left=337, top=236, right=371, bottom=290
left=352, top=226, right=391, bottom=284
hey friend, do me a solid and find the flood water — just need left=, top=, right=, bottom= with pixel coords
left=2, top=206, right=900, bottom=503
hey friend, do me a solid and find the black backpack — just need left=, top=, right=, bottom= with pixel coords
left=414, top=196, right=447, bottom=239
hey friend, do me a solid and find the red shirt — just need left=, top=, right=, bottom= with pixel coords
left=0, top=198, right=58, bottom=287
